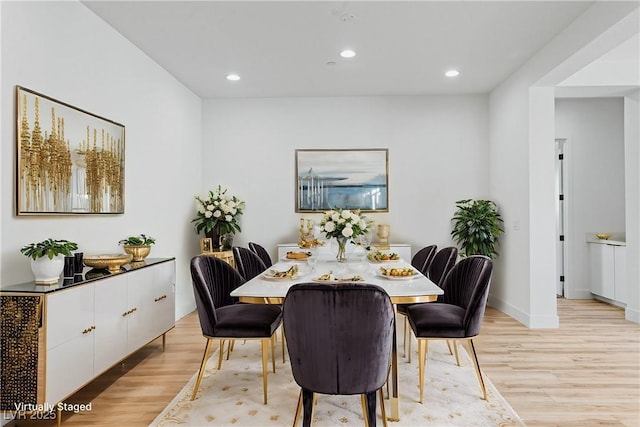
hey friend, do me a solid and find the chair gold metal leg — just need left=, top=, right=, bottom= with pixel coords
left=226, top=339, right=235, bottom=360
left=389, top=324, right=399, bottom=421
left=452, top=340, right=460, bottom=366
left=361, top=394, right=370, bottom=427
left=271, top=335, right=277, bottom=373
left=418, top=339, right=427, bottom=404
left=466, top=339, right=487, bottom=400
left=446, top=339, right=453, bottom=355
left=292, top=390, right=303, bottom=427
left=407, top=327, right=412, bottom=363
left=379, top=387, right=388, bottom=427
left=217, top=339, right=225, bottom=369
left=402, top=315, right=408, bottom=357
left=261, top=338, right=269, bottom=404
left=281, top=326, right=286, bottom=363
left=385, top=368, right=389, bottom=398
left=192, top=338, right=214, bottom=400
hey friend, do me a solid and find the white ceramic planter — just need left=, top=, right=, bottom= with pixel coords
left=30, top=255, right=64, bottom=284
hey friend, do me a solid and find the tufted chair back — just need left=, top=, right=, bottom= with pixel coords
left=248, top=242, right=273, bottom=268
left=233, top=246, right=268, bottom=281
left=440, top=255, right=493, bottom=337
left=411, top=245, right=438, bottom=275
left=283, top=282, right=395, bottom=426
left=428, top=246, right=458, bottom=286
left=190, top=255, right=245, bottom=337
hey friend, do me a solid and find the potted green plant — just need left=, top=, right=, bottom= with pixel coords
left=118, top=234, right=156, bottom=261
left=20, top=238, right=79, bottom=284
left=451, top=199, right=504, bottom=258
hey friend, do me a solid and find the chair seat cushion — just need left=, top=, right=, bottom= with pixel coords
left=214, top=304, right=282, bottom=338
left=407, top=303, right=467, bottom=338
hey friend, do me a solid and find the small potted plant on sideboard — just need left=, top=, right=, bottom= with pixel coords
left=20, top=238, right=79, bottom=284
left=118, top=234, right=156, bottom=261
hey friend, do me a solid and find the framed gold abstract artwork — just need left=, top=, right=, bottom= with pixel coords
left=16, top=86, right=125, bottom=215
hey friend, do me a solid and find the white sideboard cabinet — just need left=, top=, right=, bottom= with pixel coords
left=0, top=258, right=175, bottom=411
left=589, top=242, right=626, bottom=305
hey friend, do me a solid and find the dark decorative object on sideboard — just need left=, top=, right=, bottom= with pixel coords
left=63, top=256, right=75, bottom=278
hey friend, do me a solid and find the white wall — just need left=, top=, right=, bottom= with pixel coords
left=489, top=2, right=638, bottom=327
left=201, top=95, right=489, bottom=262
left=555, top=98, right=626, bottom=299
left=624, top=92, right=640, bottom=322
left=1, top=1, right=202, bottom=318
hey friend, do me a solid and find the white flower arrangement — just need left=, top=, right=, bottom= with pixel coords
left=319, top=208, right=370, bottom=240
left=192, top=185, right=245, bottom=235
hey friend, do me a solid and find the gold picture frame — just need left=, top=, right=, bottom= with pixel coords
left=200, top=238, right=213, bottom=254
left=16, top=86, right=125, bottom=215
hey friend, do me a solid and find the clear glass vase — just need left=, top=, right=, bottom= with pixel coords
left=335, top=236, right=348, bottom=263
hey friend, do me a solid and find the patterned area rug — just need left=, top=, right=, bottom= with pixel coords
left=151, top=338, right=524, bottom=426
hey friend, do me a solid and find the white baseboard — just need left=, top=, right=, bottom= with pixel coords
left=564, top=288, right=594, bottom=299
left=625, top=306, right=640, bottom=323
left=176, top=302, right=196, bottom=320
left=527, top=314, right=560, bottom=329
left=488, top=295, right=559, bottom=329
left=487, top=295, right=529, bottom=326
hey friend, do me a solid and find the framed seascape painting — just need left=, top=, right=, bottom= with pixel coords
left=16, top=86, right=125, bottom=215
left=295, top=148, right=389, bottom=213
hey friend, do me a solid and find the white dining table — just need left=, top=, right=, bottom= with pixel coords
left=230, top=254, right=443, bottom=421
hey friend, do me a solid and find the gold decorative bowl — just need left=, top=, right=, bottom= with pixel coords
left=596, top=233, right=612, bottom=240
left=84, top=253, right=133, bottom=273
left=123, top=245, right=151, bottom=261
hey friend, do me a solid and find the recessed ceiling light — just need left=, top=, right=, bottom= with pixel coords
left=226, top=73, right=240, bottom=81
left=340, top=49, right=356, bottom=58
left=445, top=69, right=460, bottom=77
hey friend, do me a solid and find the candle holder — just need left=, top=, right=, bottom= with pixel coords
left=377, top=224, right=390, bottom=246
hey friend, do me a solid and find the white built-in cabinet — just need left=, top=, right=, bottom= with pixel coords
left=40, top=259, right=175, bottom=405
left=589, top=242, right=626, bottom=305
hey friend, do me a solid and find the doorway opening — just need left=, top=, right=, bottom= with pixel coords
left=555, top=138, right=566, bottom=297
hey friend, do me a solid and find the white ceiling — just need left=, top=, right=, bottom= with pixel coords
left=82, top=1, right=636, bottom=99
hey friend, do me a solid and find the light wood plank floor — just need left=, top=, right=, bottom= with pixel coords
left=6, top=298, right=639, bottom=426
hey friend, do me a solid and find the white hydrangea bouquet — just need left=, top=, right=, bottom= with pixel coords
left=319, top=208, right=371, bottom=261
left=192, top=185, right=245, bottom=236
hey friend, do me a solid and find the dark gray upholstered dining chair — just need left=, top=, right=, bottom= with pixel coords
left=406, top=255, right=493, bottom=403
left=249, top=242, right=273, bottom=268
left=234, top=245, right=287, bottom=363
left=400, top=246, right=458, bottom=361
left=410, top=245, right=438, bottom=275
left=428, top=246, right=459, bottom=290
left=233, top=246, right=268, bottom=280
left=190, top=255, right=283, bottom=404
left=283, top=282, right=395, bottom=427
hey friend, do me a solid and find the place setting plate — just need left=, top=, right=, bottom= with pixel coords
left=367, top=251, right=402, bottom=263
left=377, top=266, right=420, bottom=281
left=311, top=272, right=366, bottom=283
left=261, top=264, right=307, bottom=281
left=281, top=251, right=314, bottom=262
